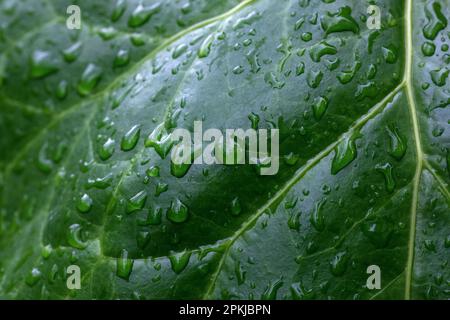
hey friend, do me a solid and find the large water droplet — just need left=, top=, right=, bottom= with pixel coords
left=309, top=41, right=337, bottom=62
left=121, top=125, right=140, bottom=151
left=387, top=126, right=407, bottom=160
left=126, top=191, right=147, bottom=214
left=111, top=0, right=127, bottom=22
left=376, top=163, right=396, bottom=193
left=330, top=251, right=349, bottom=276
left=77, top=64, right=103, bottom=96
left=310, top=199, right=326, bottom=232
left=144, top=123, right=174, bottom=159
left=67, top=224, right=88, bottom=249
left=128, top=3, right=161, bottom=28
left=99, top=138, right=115, bottom=160
left=320, top=6, right=359, bottom=36
left=312, top=96, right=329, bottom=120
left=167, top=198, right=189, bottom=223
left=423, top=2, right=448, bottom=40
left=169, top=250, right=191, bottom=274
left=77, top=193, right=93, bottom=213
left=116, top=249, right=134, bottom=280
left=30, top=50, right=59, bottom=79
left=331, top=135, right=358, bottom=175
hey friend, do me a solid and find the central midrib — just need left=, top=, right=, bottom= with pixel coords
left=403, top=0, right=424, bottom=300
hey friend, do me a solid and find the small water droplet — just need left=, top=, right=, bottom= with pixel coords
left=169, top=250, right=192, bottom=274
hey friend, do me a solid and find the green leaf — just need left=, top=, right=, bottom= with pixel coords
left=0, top=0, right=449, bottom=300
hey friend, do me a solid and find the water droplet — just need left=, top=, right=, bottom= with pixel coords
left=330, top=251, right=349, bottom=276
left=170, top=143, right=193, bottom=178
left=310, top=199, right=326, bottom=232
left=98, top=27, right=119, bottom=40
left=232, top=11, right=259, bottom=30
left=137, top=231, right=151, bottom=249
left=296, top=62, right=305, bottom=76
left=361, top=218, right=393, bottom=248
left=284, top=152, right=300, bottom=166
left=41, top=244, right=53, bottom=259
left=121, top=125, right=140, bottom=151
left=320, top=6, right=359, bottom=36
left=422, top=42, right=436, bottom=56
left=307, top=70, right=323, bottom=88
left=248, top=113, right=260, bottom=129
left=126, top=191, right=147, bottom=214
left=337, top=61, right=361, bottom=84
left=261, top=278, right=283, bottom=300
left=288, top=212, right=301, bottom=231
left=290, top=282, right=315, bottom=300
left=331, top=135, right=357, bottom=174
left=111, top=0, right=127, bottom=22
left=167, top=198, right=189, bottom=223
left=144, top=123, right=174, bottom=159
left=294, top=17, right=305, bottom=30
left=146, top=166, right=160, bottom=177
left=86, top=173, right=113, bottom=190
left=168, top=250, right=191, bottom=274
left=99, top=138, right=115, bottom=160
left=376, top=163, right=396, bottom=193
left=172, top=43, right=188, bottom=59
left=155, top=182, right=168, bottom=196
left=67, top=224, right=88, bottom=249
left=231, top=197, right=242, bottom=216
left=312, top=96, right=329, bottom=120
left=430, top=67, right=449, bottom=87
left=139, top=206, right=162, bottom=226
left=246, top=50, right=261, bottom=73
left=232, top=65, right=244, bottom=75
left=301, top=32, right=312, bottom=42
left=56, top=80, right=68, bottom=100
left=387, top=126, right=407, bottom=160
left=423, top=2, right=447, bottom=40
left=265, top=72, right=285, bottom=89
left=382, top=46, right=398, bottom=64
left=114, top=49, right=130, bottom=67
left=198, top=34, right=214, bottom=58
left=37, top=142, right=53, bottom=173
left=25, top=268, right=42, bottom=287
left=62, top=42, right=82, bottom=63
left=77, top=64, right=103, bottom=96
left=30, top=50, right=58, bottom=79
left=128, top=3, right=161, bottom=28
left=355, top=81, right=378, bottom=100
left=77, top=193, right=93, bottom=213
left=309, top=41, right=337, bottom=62
left=116, top=249, right=134, bottom=280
